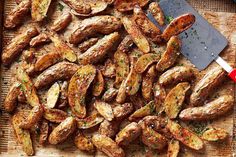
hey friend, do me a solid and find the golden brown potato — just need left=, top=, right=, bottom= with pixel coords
left=16, top=67, right=40, bottom=107
left=39, top=120, right=49, bottom=145
left=51, top=12, right=72, bottom=32
left=57, top=81, right=69, bottom=109
left=102, top=88, right=118, bottom=102
left=129, top=101, right=155, bottom=121
left=116, top=80, right=127, bottom=104
left=4, top=0, right=31, bottom=29
left=77, top=32, right=120, bottom=65
left=98, top=120, right=119, bottom=138
left=128, top=48, right=144, bottom=65
left=31, top=0, right=52, bottom=21
left=133, top=5, right=161, bottom=39
left=129, top=93, right=147, bottom=110
left=3, top=82, right=21, bottom=113
left=49, top=32, right=77, bottom=62
left=148, top=2, right=165, bottom=26
left=45, top=82, right=60, bottom=109
left=179, top=95, right=234, bottom=121
left=33, top=52, right=62, bottom=73
left=62, top=0, right=91, bottom=14
left=101, top=59, right=116, bottom=78
left=2, top=26, right=39, bottom=66
left=22, top=50, right=36, bottom=65
left=156, top=36, right=181, bottom=72
left=113, top=103, right=133, bottom=120
left=68, top=65, right=96, bottom=118
left=166, top=120, right=204, bottom=150
left=190, top=66, right=226, bottom=106
left=94, top=100, right=114, bottom=121
left=12, top=113, right=34, bottom=156
left=116, top=122, right=141, bottom=146
left=74, top=131, right=95, bottom=153
left=43, top=108, right=68, bottom=123
left=34, top=62, right=79, bottom=89
left=70, top=16, right=121, bottom=44
left=164, top=82, right=190, bottom=119
left=19, top=104, right=44, bottom=129
left=92, top=70, right=105, bottom=96
left=78, top=38, right=99, bottom=53
left=134, top=53, right=161, bottom=73
left=49, top=117, right=76, bottom=145
left=153, top=83, right=166, bottom=113
left=76, top=112, right=104, bottom=129
left=30, top=33, right=51, bottom=47
left=142, top=65, right=157, bottom=100
left=201, top=128, right=228, bottom=141
left=167, top=140, right=180, bottom=157
left=18, top=90, right=27, bottom=103
left=92, top=134, right=125, bottom=157
left=159, top=66, right=194, bottom=86
left=122, top=16, right=150, bottom=53
left=114, top=0, right=149, bottom=12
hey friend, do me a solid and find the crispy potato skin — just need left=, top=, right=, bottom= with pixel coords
left=70, top=16, right=121, bottom=44
left=30, top=33, right=51, bottom=47
left=43, top=108, right=67, bottom=123
left=51, top=12, right=72, bottom=32
left=99, top=120, right=119, bottom=138
left=46, top=82, right=60, bottom=109
left=4, top=0, right=31, bottom=29
left=179, top=95, right=234, bottom=121
left=34, top=62, right=79, bottom=89
left=32, top=0, right=52, bottom=21
left=76, top=113, right=104, bottom=129
left=74, top=131, right=95, bottom=153
left=114, top=0, right=149, bottom=12
left=190, top=66, right=226, bottom=106
left=122, top=16, right=150, bottom=53
left=39, top=120, right=49, bottom=145
left=148, top=2, right=165, bottom=26
left=78, top=38, right=99, bottom=53
left=113, top=103, right=133, bottom=120
left=166, top=120, right=204, bottom=150
left=156, top=36, right=181, bottom=72
left=12, top=113, right=34, bottom=156
left=4, top=82, right=21, bottom=113
left=19, top=104, right=44, bottom=129
left=201, top=128, right=228, bottom=141
left=92, top=134, right=125, bottom=157
left=57, top=81, right=69, bottom=109
left=2, top=27, right=39, bottom=66
left=116, top=80, right=127, bottom=104
left=126, top=65, right=142, bottom=96
left=102, top=88, right=118, bottom=102
left=133, top=5, right=161, bottom=39
left=164, top=82, right=190, bottom=119
left=49, top=117, right=76, bottom=145
left=77, top=32, right=120, bottom=65
left=92, top=70, right=105, bottom=96
left=167, top=140, right=180, bottom=157
left=153, top=83, right=166, bottom=113
left=94, top=100, right=114, bottom=121
left=68, top=65, right=96, bottom=118
left=159, top=66, right=194, bottom=86
left=62, top=0, right=91, bottom=14
left=116, top=122, right=141, bottom=146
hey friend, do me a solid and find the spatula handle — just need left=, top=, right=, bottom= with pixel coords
left=229, top=69, right=236, bottom=82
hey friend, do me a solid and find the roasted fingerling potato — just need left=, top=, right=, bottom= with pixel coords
left=167, top=139, right=180, bottom=157
left=78, top=38, right=99, bottom=53
left=102, top=88, right=118, bottom=102
left=113, top=103, right=133, bottom=120
left=92, top=70, right=105, bottom=97
left=45, top=82, right=60, bottom=109
left=62, top=0, right=91, bottom=14
left=153, top=83, right=166, bottom=113
left=76, top=112, right=104, bottom=129
left=30, top=33, right=51, bottom=47
left=74, top=131, right=95, bottom=153
left=148, top=2, right=165, bottom=26
left=94, top=100, right=114, bottom=121
left=39, top=120, right=49, bottom=145
left=57, top=81, right=69, bottom=109
left=99, top=120, right=120, bottom=138
left=31, top=0, right=52, bottom=21
left=43, top=108, right=68, bottom=123
left=51, top=12, right=72, bottom=32
left=201, top=128, right=228, bottom=141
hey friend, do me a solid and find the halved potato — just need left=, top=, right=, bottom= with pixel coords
left=122, top=16, right=150, bottom=53
left=57, top=81, right=69, bottom=109
left=51, top=12, right=72, bottom=32
left=167, top=140, right=180, bottom=157
left=49, top=117, right=76, bottom=144
left=49, top=32, right=77, bottom=62
left=12, top=112, right=34, bottom=156
left=99, top=120, right=119, bottom=138
left=114, top=0, right=149, bottom=12
left=116, top=80, right=127, bottom=104
left=76, top=112, right=104, bottom=129
left=126, top=65, right=142, bottom=96
left=77, top=32, right=120, bottom=65
left=62, top=0, right=91, bottom=14
left=156, top=36, right=181, bottom=72
left=148, top=2, right=165, bottom=26
left=92, top=134, right=125, bottom=157
left=128, top=48, right=144, bottom=65
left=164, top=82, right=190, bottom=119
left=102, top=88, right=118, bottom=102
left=45, top=82, right=60, bottom=109
left=133, top=5, right=161, bottom=39
left=113, top=103, right=133, bottom=120
left=153, top=83, right=166, bottom=113
left=101, top=59, right=116, bottom=78
left=159, top=66, right=194, bottom=86
left=31, top=0, right=52, bottom=21
left=68, top=65, right=96, bottom=118
left=92, top=70, right=105, bottom=97
left=74, top=131, right=95, bottom=153
left=94, top=100, right=114, bottom=121
left=43, top=108, right=68, bottom=123
left=39, top=120, right=49, bottom=145
left=201, top=128, right=228, bottom=141
left=30, top=33, right=51, bottom=47
left=16, top=67, right=40, bottom=107
left=129, top=101, right=155, bottom=121
left=78, top=38, right=99, bottom=53
left=134, top=53, right=161, bottom=73
left=166, top=120, right=204, bottom=150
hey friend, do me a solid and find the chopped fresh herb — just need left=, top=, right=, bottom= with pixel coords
left=58, top=3, right=64, bottom=11
left=165, top=15, right=174, bottom=23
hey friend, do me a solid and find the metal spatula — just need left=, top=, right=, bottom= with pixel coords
left=147, top=0, right=236, bottom=82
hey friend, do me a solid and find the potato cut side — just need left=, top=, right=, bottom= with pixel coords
left=94, top=100, right=114, bottom=121
left=43, top=108, right=68, bottom=123
left=148, top=2, right=165, bottom=26
left=167, top=140, right=180, bottom=157
left=76, top=112, right=104, bottom=129
left=32, top=0, right=52, bottom=21
left=45, top=82, right=60, bottom=109
left=74, top=131, right=95, bottom=153
left=201, top=128, right=228, bottom=141
left=92, top=70, right=105, bottom=97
